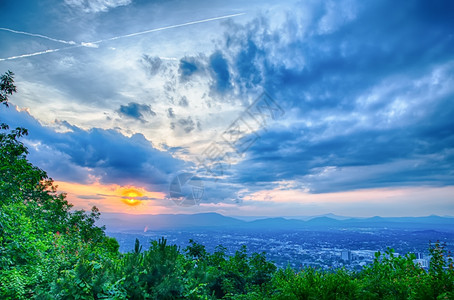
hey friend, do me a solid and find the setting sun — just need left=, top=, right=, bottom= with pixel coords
left=122, top=198, right=141, bottom=206
left=120, top=187, right=144, bottom=206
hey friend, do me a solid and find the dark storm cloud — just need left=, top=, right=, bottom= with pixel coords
left=0, top=106, right=187, bottom=191
left=232, top=116, right=454, bottom=192
left=117, top=102, right=156, bottom=122
left=207, top=0, right=454, bottom=193
left=225, top=0, right=454, bottom=111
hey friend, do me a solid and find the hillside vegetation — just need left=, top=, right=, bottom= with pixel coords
left=1, top=71, right=453, bottom=299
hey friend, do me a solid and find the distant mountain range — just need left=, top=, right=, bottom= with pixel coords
left=99, top=212, right=454, bottom=233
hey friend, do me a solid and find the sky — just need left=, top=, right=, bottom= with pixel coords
left=0, top=0, right=453, bottom=217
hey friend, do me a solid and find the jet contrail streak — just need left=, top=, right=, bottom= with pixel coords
left=0, top=27, right=76, bottom=45
left=0, top=12, right=245, bottom=61
left=0, top=46, right=80, bottom=62
left=90, top=12, right=246, bottom=44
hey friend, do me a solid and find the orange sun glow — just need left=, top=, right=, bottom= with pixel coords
left=120, top=187, right=144, bottom=206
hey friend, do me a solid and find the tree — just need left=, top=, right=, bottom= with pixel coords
left=0, top=70, right=16, bottom=107
left=0, top=71, right=118, bottom=298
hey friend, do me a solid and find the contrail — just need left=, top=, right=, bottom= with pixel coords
left=0, top=45, right=81, bottom=62
left=0, top=27, right=76, bottom=45
left=0, top=12, right=246, bottom=62
left=0, top=48, right=64, bottom=61
left=90, top=12, right=246, bottom=44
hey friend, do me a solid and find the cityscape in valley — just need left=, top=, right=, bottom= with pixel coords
left=102, top=213, right=454, bottom=270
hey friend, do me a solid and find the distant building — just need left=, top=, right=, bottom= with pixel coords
left=414, top=258, right=429, bottom=268
left=341, top=250, right=352, bottom=262
left=414, top=253, right=424, bottom=259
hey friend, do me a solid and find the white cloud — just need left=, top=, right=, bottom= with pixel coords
left=64, top=0, right=132, bottom=13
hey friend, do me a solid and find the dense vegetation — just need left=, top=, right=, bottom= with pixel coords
left=1, top=71, right=453, bottom=299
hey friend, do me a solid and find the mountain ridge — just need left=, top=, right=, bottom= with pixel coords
left=99, top=212, right=454, bottom=232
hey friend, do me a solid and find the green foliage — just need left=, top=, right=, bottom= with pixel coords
left=0, top=71, right=116, bottom=299
left=0, top=70, right=16, bottom=107
left=358, top=248, right=421, bottom=298
left=271, top=266, right=358, bottom=300
left=1, top=70, right=453, bottom=299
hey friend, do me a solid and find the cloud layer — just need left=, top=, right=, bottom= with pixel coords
left=1, top=0, right=453, bottom=215
left=64, top=0, right=132, bottom=13
left=204, top=0, right=454, bottom=194
left=0, top=106, right=187, bottom=192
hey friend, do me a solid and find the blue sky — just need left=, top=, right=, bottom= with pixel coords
left=1, top=0, right=453, bottom=217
